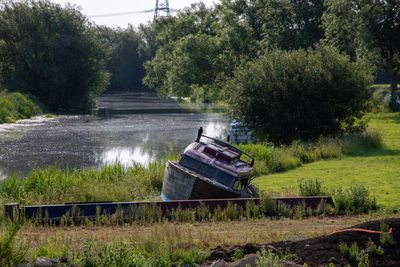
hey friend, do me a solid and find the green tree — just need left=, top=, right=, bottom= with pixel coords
left=226, top=46, right=372, bottom=144
left=323, top=0, right=400, bottom=109
left=0, top=0, right=109, bottom=112
left=239, top=0, right=325, bottom=50
left=143, top=2, right=255, bottom=101
left=322, top=0, right=362, bottom=60
left=98, top=26, right=149, bottom=91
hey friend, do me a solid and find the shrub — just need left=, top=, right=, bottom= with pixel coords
left=259, top=191, right=276, bottom=216
left=226, top=45, right=372, bottom=144
left=380, top=221, right=394, bottom=247
left=356, top=250, right=369, bottom=267
left=316, top=200, right=334, bottom=215
left=0, top=92, right=42, bottom=123
left=276, top=201, right=291, bottom=218
left=256, top=249, right=283, bottom=267
left=339, top=242, right=360, bottom=261
left=332, top=184, right=377, bottom=214
left=366, top=239, right=384, bottom=257
left=298, top=178, right=327, bottom=196
left=233, top=250, right=243, bottom=261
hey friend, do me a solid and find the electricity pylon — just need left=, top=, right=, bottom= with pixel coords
left=154, top=0, right=170, bottom=20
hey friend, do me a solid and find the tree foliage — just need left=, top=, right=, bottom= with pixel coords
left=323, top=0, right=400, bottom=109
left=143, top=2, right=256, bottom=101
left=0, top=0, right=109, bottom=112
left=97, top=25, right=153, bottom=92
left=143, top=0, right=326, bottom=101
left=226, top=46, right=373, bottom=144
left=252, top=0, right=325, bottom=50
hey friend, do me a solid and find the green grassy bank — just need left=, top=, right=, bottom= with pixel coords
left=255, top=112, right=400, bottom=210
left=0, top=91, right=42, bottom=123
left=0, top=155, right=178, bottom=205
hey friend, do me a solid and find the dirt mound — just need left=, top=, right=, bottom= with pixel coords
left=208, top=218, right=400, bottom=266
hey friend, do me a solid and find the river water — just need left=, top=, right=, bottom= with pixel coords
left=0, top=94, right=228, bottom=180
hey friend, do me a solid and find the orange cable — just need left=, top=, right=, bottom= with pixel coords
left=326, top=228, right=392, bottom=236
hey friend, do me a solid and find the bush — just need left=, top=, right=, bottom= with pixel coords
left=380, top=221, right=394, bottom=247
left=332, top=184, right=378, bottom=214
left=259, top=191, right=276, bottom=216
left=339, top=242, right=360, bottom=261
left=256, top=249, right=283, bottom=267
left=226, top=45, right=372, bottom=144
left=366, top=239, right=384, bottom=257
left=0, top=92, right=42, bottom=123
left=298, top=178, right=327, bottom=196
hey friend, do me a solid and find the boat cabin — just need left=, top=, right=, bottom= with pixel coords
left=178, top=135, right=254, bottom=192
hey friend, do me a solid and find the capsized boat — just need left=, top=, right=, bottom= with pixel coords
left=161, top=134, right=257, bottom=200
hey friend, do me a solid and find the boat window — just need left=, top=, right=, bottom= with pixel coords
left=179, top=155, right=236, bottom=187
left=179, top=155, right=201, bottom=171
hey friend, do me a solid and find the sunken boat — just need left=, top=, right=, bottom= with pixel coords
left=161, top=133, right=257, bottom=200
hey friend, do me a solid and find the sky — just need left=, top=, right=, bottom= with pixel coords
left=51, top=0, right=218, bottom=28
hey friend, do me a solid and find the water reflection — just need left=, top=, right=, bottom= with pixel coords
left=204, top=121, right=227, bottom=139
left=99, top=147, right=154, bottom=167
left=96, top=120, right=227, bottom=168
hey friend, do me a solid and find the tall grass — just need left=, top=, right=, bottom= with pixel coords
left=0, top=154, right=179, bottom=205
left=238, top=130, right=383, bottom=176
left=0, top=91, right=42, bottom=123
left=0, top=223, right=29, bottom=266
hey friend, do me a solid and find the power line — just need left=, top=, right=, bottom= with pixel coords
left=89, top=10, right=154, bottom=18
left=89, top=8, right=179, bottom=18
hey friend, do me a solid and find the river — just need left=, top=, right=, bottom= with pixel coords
left=0, top=93, right=228, bottom=180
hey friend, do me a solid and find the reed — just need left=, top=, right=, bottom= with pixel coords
left=0, top=154, right=179, bottom=205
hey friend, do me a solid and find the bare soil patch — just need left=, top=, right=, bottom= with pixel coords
left=209, top=218, right=400, bottom=266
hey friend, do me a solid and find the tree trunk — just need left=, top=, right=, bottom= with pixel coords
left=390, top=71, right=399, bottom=104
left=388, top=57, right=399, bottom=111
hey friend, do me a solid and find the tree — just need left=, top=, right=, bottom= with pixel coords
left=143, top=2, right=256, bottom=101
left=98, top=26, right=149, bottom=92
left=242, top=0, right=325, bottom=50
left=226, top=46, right=372, bottom=144
left=0, top=0, right=109, bottom=112
left=322, top=0, right=362, bottom=60
left=323, top=0, right=400, bottom=109
left=359, top=0, right=400, bottom=109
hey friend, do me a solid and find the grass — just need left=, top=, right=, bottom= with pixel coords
left=255, top=112, right=400, bottom=209
left=0, top=154, right=179, bottom=205
left=1, top=212, right=398, bottom=266
left=0, top=91, right=42, bottom=123
left=237, top=129, right=384, bottom=177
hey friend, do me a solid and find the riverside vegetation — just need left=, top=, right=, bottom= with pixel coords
left=0, top=111, right=398, bottom=266
left=0, top=91, right=42, bottom=124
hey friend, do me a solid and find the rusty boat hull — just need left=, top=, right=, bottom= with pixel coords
left=161, top=160, right=253, bottom=201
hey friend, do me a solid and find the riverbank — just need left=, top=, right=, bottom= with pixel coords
left=0, top=91, right=42, bottom=124
left=255, top=112, right=400, bottom=210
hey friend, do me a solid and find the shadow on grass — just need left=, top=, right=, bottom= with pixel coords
left=367, top=112, right=400, bottom=124
left=346, top=147, right=400, bottom=157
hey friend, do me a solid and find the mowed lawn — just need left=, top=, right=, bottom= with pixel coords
left=255, top=112, right=400, bottom=209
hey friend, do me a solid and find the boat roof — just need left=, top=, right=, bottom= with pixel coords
left=182, top=139, right=253, bottom=177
